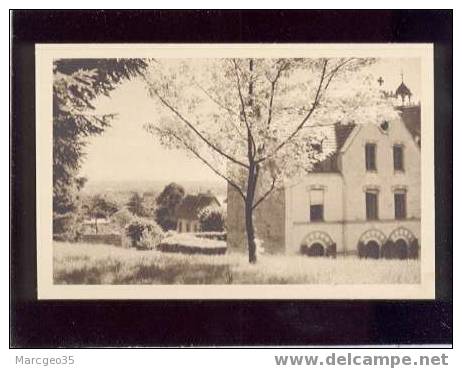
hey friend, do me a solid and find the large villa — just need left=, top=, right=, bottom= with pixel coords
left=227, top=78, right=421, bottom=259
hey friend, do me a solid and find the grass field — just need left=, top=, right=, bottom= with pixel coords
left=53, top=241, right=421, bottom=285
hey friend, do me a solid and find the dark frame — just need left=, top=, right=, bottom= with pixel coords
left=10, top=9, right=452, bottom=347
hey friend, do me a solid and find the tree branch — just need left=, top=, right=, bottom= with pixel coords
left=232, top=59, right=257, bottom=159
left=189, top=80, right=246, bottom=141
left=266, top=81, right=277, bottom=128
left=193, top=80, right=238, bottom=116
left=252, top=176, right=277, bottom=210
left=152, top=89, right=249, bottom=169
left=266, top=61, right=289, bottom=128
left=266, top=72, right=282, bottom=128
left=323, top=58, right=356, bottom=91
left=256, top=59, right=329, bottom=163
left=158, top=127, right=246, bottom=200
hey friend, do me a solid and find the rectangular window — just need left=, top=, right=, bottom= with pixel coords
left=365, top=191, right=378, bottom=220
left=365, top=143, right=377, bottom=171
left=310, top=205, right=324, bottom=222
left=393, top=145, right=404, bottom=171
left=394, top=192, right=407, bottom=219
left=309, top=189, right=324, bottom=222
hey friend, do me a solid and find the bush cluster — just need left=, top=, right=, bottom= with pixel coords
left=53, top=212, right=85, bottom=242
left=194, top=232, right=227, bottom=241
left=125, top=219, right=164, bottom=250
left=111, top=208, right=136, bottom=228
left=198, top=207, right=226, bottom=232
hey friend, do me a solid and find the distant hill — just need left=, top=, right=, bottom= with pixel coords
left=81, top=179, right=227, bottom=197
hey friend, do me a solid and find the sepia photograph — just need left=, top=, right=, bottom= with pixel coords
left=35, top=44, right=435, bottom=299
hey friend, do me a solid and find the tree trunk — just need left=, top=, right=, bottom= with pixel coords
left=245, top=198, right=257, bottom=263
left=245, top=162, right=258, bottom=264
left=245, top=58, right=258, bottom=264
left=95, top=218, right=98, bottom=234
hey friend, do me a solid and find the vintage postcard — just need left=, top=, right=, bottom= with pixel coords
left=36, top=44, right=435, bottom=299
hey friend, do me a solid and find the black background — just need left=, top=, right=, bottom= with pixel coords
left=10, top=10, right=453, bottom=347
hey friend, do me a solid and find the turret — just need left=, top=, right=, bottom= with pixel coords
left=395, top=72, right=412, bottom=105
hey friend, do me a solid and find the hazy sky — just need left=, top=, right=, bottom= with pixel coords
left=80, top=58, right=421, bottom=184
left=81, top=78, right=221, bottom=183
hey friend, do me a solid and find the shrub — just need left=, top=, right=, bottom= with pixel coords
left=83, top=195, right=119, bottom=226
left=394, top=239, right=409, bottom=259
left=326, top=243, right=337, bottom=258
left=382, top=240, right=414, bottom=259
left=300, top=244, right=310, bottom=256
left=139, top=225, right=164, bottom=250
left=357, top=241, right=365, bottom=258
left=125, top=221, right=144, bottom=246
left=53, top=211, right=85, bottom=242
left=359, top=241, right=380, bottom=259
left=154, top=206, right=177, bottom=231
left=53, top=212, right=75, bottom=235
left=125, top=219, right=164, bottom=250
left=157, top=234, right=227, bottom=255
left=300, top=242, right=325, bottom=257
left=381, top=240, right=395, bottom=259
left=365, top=241, right=380, bottom=259
left=155, top=183, right=185, bottom=231
left=409, top=239, right=419, bottom=259
left=126, top=192, right=148, bottom=217
left=199, top=207, right=226, bottom=232
left=195, top=232, right=227, bottom=241
left=111, top=208, right=135, bottom=229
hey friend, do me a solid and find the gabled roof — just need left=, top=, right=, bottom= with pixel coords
left=310, top=122, right=356, bottom=173
left=175, top=193, right=220, bottom=220
left=335, top=123, right=356, bottom=151
left=310, top=104, right=421, bottom=173
left=396, top=105, right=421, bottom=146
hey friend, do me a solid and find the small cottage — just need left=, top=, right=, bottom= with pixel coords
left=176, top=192, right=221, bottom=233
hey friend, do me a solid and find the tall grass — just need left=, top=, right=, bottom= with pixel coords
left=53, top=242, right=420, bottom=285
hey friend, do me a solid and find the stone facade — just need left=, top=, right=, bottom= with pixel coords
left=227, top=184, right=285, bottom=254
